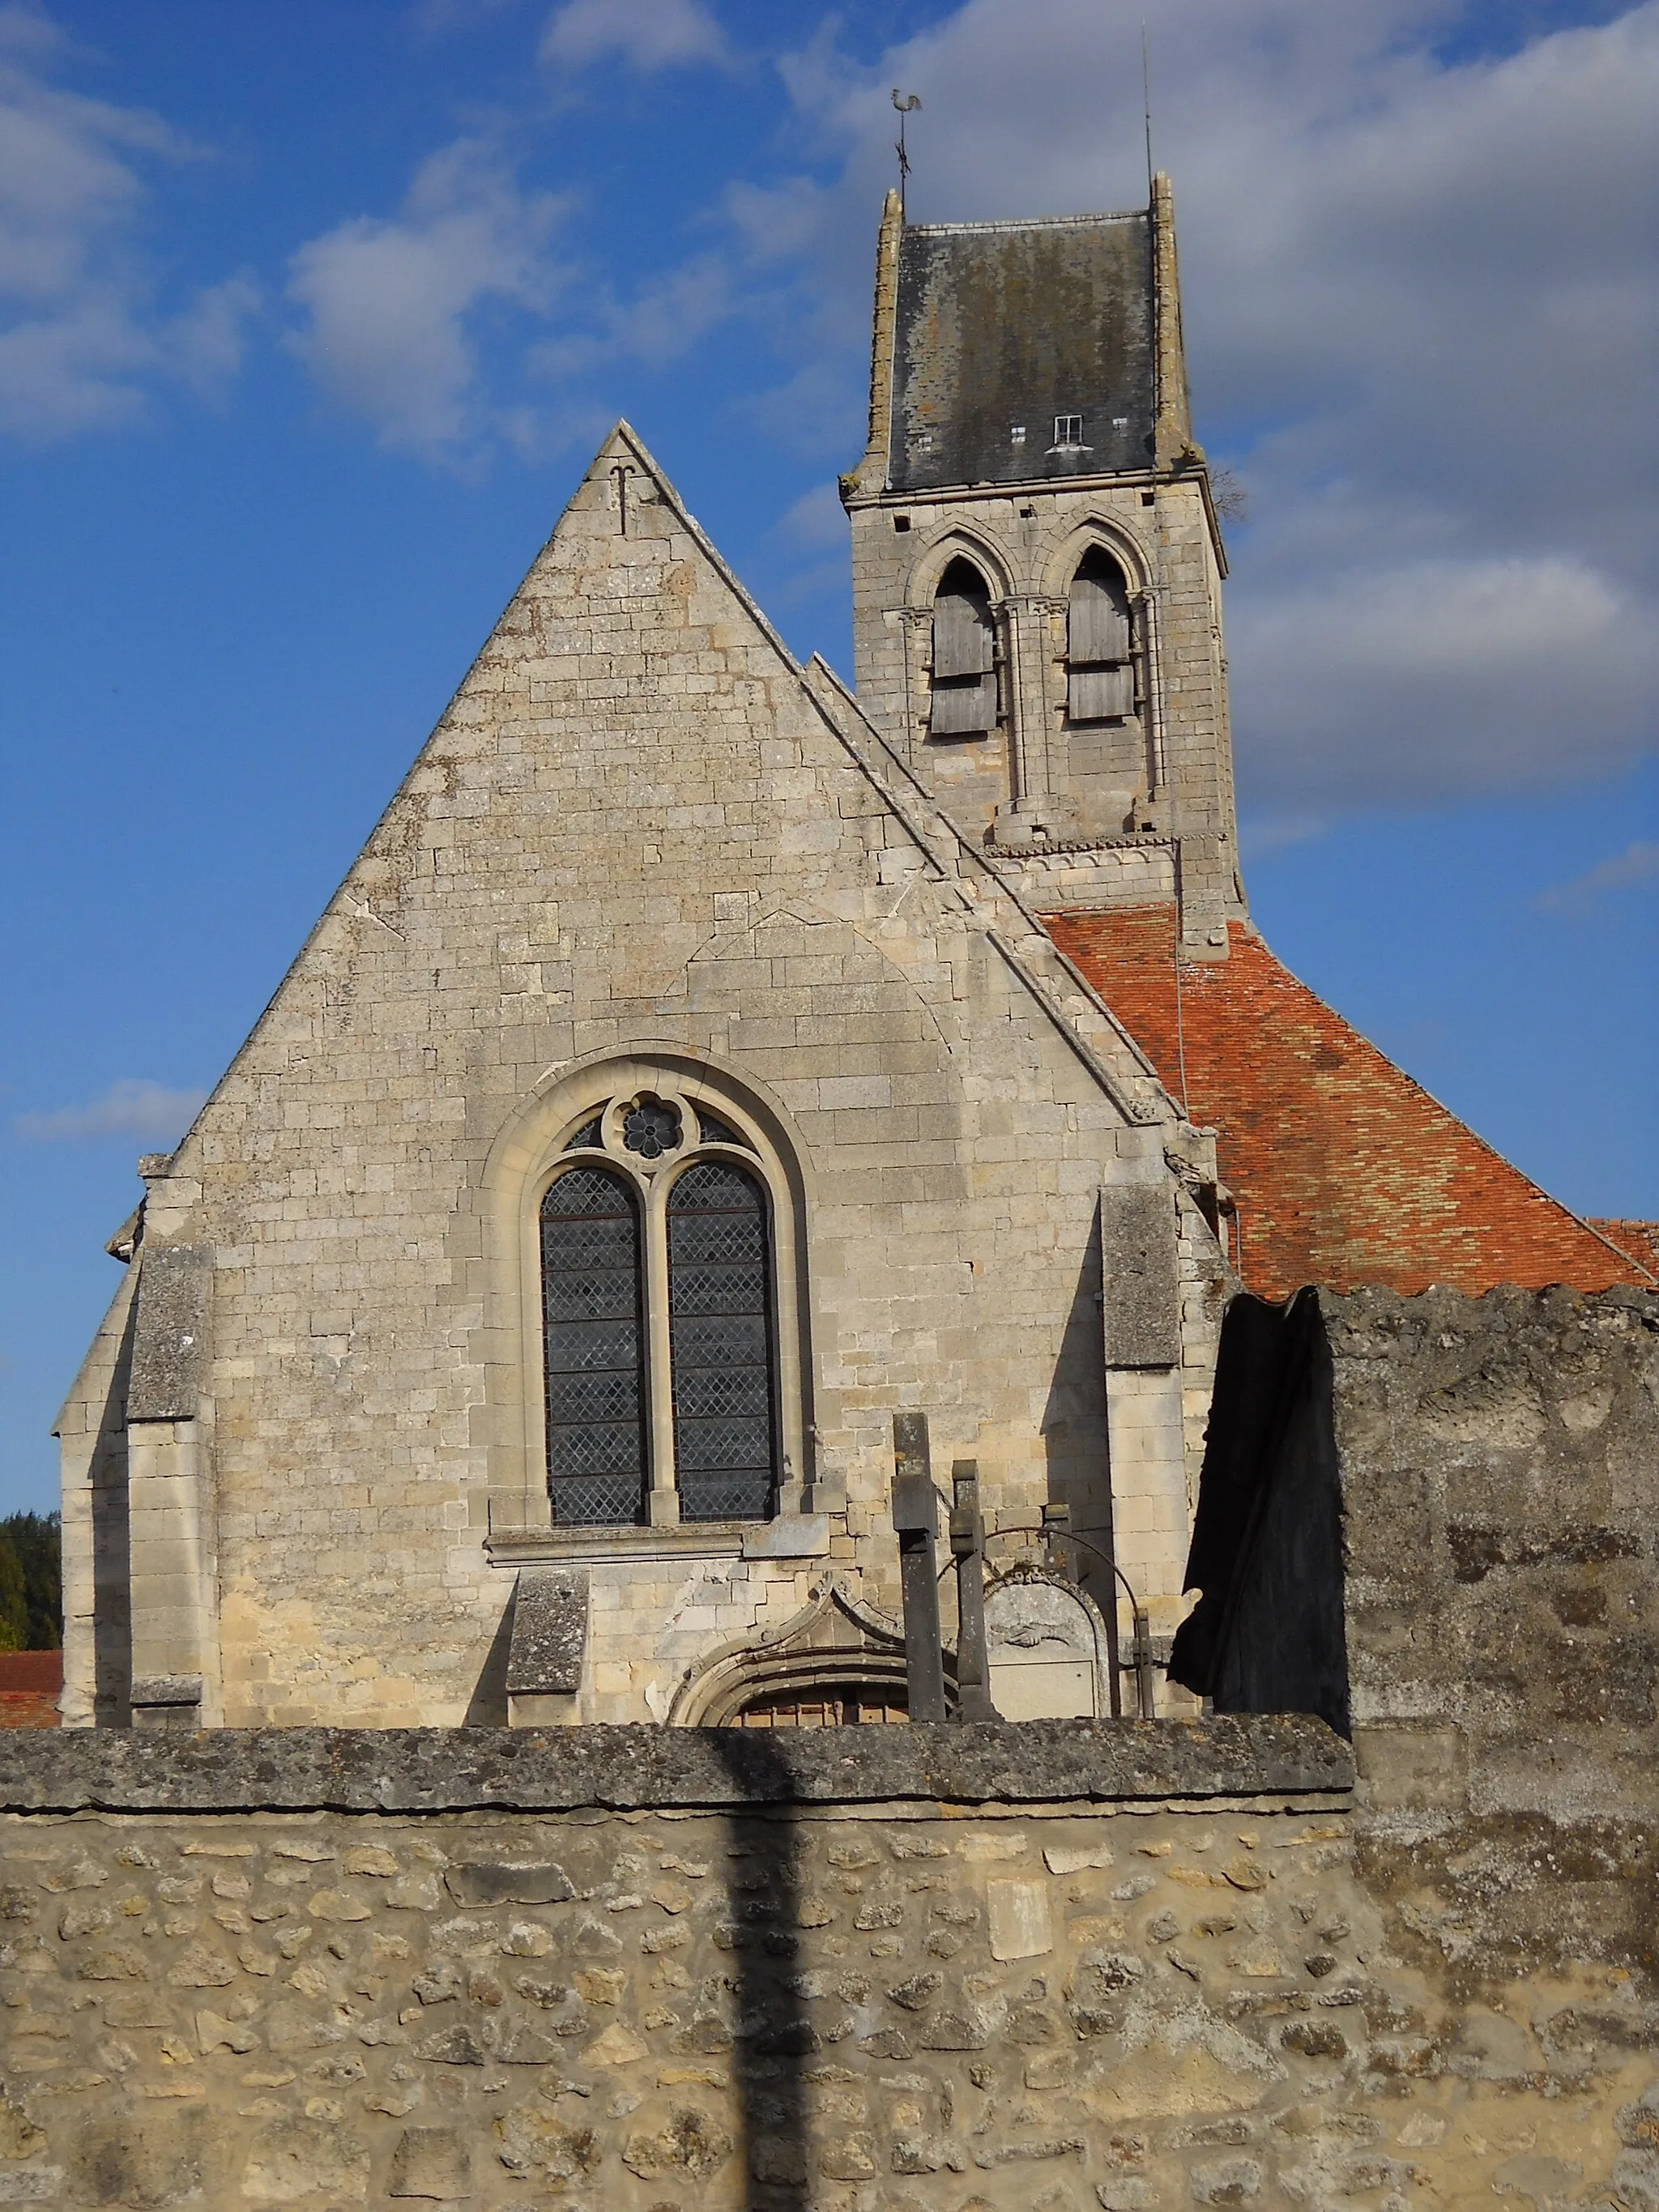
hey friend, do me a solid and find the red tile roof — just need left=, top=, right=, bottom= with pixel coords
left=0, top=1649, right=61, bottom=1729
left=1589, top=1219, right=1659, bottom=1276
left=1045, top=906, right=1657, bottom=1302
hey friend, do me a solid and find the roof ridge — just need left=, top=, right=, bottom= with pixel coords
left=905, top=210, right=1146, bottom=236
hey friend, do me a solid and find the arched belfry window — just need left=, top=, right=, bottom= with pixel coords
left=1067, top=548, right=1135, bottom=721
left=930, top=557, right=997, bottom=735
left=536, top=1082, right=790, bottom=1527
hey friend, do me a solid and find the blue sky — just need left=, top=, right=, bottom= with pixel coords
left=2, top=0, right=1655, bottom=1514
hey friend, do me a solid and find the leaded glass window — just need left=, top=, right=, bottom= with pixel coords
left=667, top=1161, right=778, bottom=1523
left=540, top=1166, right=646, bottom=1526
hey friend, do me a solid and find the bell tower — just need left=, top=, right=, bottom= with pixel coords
left=841, top=175, right=1246, bottom=955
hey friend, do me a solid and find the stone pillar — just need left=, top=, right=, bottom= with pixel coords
left=123, top=1240, right=216, bottom=1730
left=990, top=595, right=1070, bottom=846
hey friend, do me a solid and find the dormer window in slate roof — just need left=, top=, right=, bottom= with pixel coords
left=1051, top=413, right=1089, bottom=454
left=1067, top=547, right=1135, bottom=722
left=929, top=557, right=998, bottom=735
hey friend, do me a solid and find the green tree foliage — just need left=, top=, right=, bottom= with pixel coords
left=0, top=1512, right=62, bottom=1651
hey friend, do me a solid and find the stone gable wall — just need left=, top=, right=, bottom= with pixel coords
left=58, top=432, right=1222, bottom=1733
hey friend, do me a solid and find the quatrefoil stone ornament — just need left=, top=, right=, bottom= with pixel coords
left=621, top=1094, right=682, bottom=1160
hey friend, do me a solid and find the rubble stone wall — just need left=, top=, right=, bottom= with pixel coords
left=5, top=1717, right=1659, bottom=2210
left=1330, top=1285, right=1659, bottom=2065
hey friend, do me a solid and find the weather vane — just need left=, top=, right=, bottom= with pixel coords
left=892, top=89, right=921, bottom=217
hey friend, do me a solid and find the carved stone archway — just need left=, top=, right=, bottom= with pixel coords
left=668, top=1579, right=957, bottom=1726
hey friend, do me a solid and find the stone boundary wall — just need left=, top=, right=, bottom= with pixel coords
left=6, top=1718, right=1659, bottom=2210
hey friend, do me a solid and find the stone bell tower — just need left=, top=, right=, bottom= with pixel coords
left=841, top=175, right=1246, bottom=954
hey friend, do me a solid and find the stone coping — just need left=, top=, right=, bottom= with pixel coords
left=0, top=1715, right=1350, bottom=1815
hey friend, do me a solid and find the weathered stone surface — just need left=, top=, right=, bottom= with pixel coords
left=621, top=2106, right=732, bottom=2180
left=986, top=1876, right=1052, bottom=1961
left=1101, top=1184, right=1183, bottom=1369
left=124, top=1244, right=211, bottom=1422
left=1328, top=1285, right=1659, bottom=1974
left=0, top=1714, right=1352, bottom=1813
left=389, top=2125, right=471, bottom=2200
left=443, top=1857, right=574, bottom=1907
left=504, top=1569, right=587, bottom=1698
left=240, top=2115, right=368, bottom=2203
left=493, top=2108, right=599, bottom=2181
left=4, top=1613, right=1659, bottom=2212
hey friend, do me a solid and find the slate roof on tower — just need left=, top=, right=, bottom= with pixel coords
left=888, top=212, right=1156, bottom=491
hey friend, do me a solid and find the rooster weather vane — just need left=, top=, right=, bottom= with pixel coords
left=892, top=88, right=921, bottom=216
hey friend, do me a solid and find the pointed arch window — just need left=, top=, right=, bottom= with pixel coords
left=537, top=1089, right=786, bottom=1527
left=1067, top=548, right=1135, bottom=721
left=540, top=1166, right=647, bottom=1526
left=667, top=1161, right=776, bottom=1523
left=930, top=558, right=997, bottom=735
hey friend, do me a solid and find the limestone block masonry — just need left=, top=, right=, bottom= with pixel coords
left=7, top=1716, right=1659, bottom=2210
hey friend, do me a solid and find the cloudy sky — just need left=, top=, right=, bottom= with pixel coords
left=1, top=0, right=1654, bottom=1511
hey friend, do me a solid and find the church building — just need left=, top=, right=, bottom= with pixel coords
left=53, top=179, right=1657, bottom=1735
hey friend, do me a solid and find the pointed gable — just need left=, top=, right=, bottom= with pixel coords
left=71, top=422, right=1198, bottom=1729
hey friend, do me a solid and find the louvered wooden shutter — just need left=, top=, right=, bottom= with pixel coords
left=933, top=589, right=993, bottom=677
left=931, top=675, right=996, bottom=733
left=1068, top=570, right=1131, bottom=663
left=1068, top=664, right=1135, bottom=720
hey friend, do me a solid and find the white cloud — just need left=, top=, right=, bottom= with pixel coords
left=13, top=1078, right=207, bottom=1144
left=1230, top=552, right=1658, bottom=809
left=0, top=4, right=258, bottom=440
left=286, top=139, right=571, bottom=457
left=1534, top=840, right=1659, bottom=914
left=539, top=0, right=726, bottom=73
left=715, top=0, right=1659, bottom=819
left=527, top=252, right=732, bottom=382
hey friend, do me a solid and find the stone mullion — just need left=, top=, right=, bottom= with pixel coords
left=1134, top=587, right=1167, bottom=799
left=642, top=1173, right=680, bottom=1527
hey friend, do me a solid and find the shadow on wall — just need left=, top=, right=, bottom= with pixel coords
left=91, top=1293, right=139, bottom=1725
left=1040, top=1218, right=1115, bottom=1626
left=463, top=1595, right=515, bottom=1725
left=1169, top=1286, right=1350, bottom=1737
left=710, top=1729, right=814, bottom=2210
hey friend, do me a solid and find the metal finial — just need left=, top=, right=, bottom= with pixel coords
left=1141, top=23, right=1154, bottom=200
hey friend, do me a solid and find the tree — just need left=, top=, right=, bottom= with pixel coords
left=0, top=1513, right=62, bottom=1650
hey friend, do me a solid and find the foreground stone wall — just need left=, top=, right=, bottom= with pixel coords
left=4, top=1719, right=1659, bottom=2210
left=1330, top=1285, right=1659, bottom=2018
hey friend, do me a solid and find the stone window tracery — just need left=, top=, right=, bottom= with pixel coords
left=538, top=1082, right=786, bottom=1528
